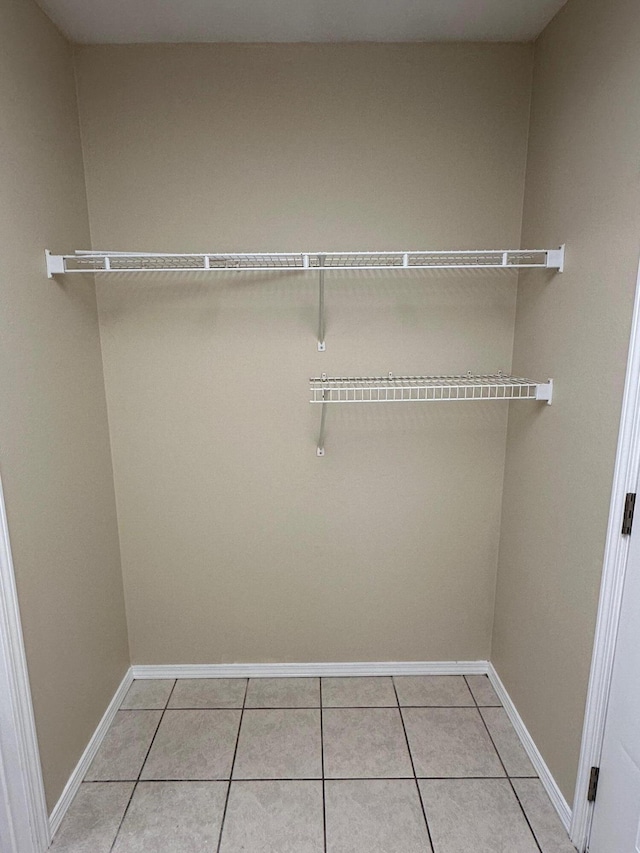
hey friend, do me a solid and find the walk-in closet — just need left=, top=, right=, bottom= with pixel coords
left=2, top=0, right=640, bottom=850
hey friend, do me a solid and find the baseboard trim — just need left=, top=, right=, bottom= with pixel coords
left=48, top=667, right=134, bottom=839
left=487, top=663, right=572, bottom=832
left=131, top=660, right=490, bottom=679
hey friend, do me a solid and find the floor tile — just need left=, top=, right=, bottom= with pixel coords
left=512, top=778, right=576, bottom=852
left=322, top=677, right=397, bottom=707
left=480, top=707, right=536, bottom=777
left=323, top=708, right=413, bottom=778
left=85, top=712, right=162, bottom=781
left=49, top=782, right=134, bottom=852
left=419, top=778, right=540, bottom=852
left=120, top=680, right=175, bottom=710
left=465, top=675, right=501, bottom=706
left=168, top=678, right=246, bottom=709
left=112, top=782, right=227, bottom=852
left=233, top=709, right=322, bottom=779
left=219, top=780, right=323, bottom=852
left=140, top=710, right=240, bottom=780
left=394, top=676, right=474, bottom=707
left=325, top=779, right=432, bottom=853
left=403, top=708, right=504, bottom=777
left=245, top=677, right=319, bottom=708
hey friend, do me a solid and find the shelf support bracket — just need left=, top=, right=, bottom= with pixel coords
left=536, top=378, right=554, bottom=405
left=546, top=245, right=565, bottom=272
left=45, top=250, right=65, bottom=279
left=317, top=255, right=326, bottom=351
left=317, top=393, right=327, bottom=456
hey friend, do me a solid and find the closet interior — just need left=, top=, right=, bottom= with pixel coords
left=2, top=0, right=639, bottom=850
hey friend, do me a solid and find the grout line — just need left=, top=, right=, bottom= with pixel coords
left=116, top=705, right=480, bottom=711
left=107, top=685, right=173, bottom=852
left=215, top=678, right=248, bottom=853
left=84, top=774, right=533, bottom=783
left=509, top=782, right=547, bottom=853
left=391, top=677, right=436, bottom=852
left=136, top=704, right=456, bottom=709
left=107, top=781, right=137, bottom=853
left=319, top=679, right=327, bottom=853
left=463, top=676, right=543, bottom=853
left=322, top=704, right=476, bottom=709
left=164, top=679, right=177, bottom=709
left=98, top=706, right=498, bottom=712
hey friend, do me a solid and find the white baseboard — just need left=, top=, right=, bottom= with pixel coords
left=48, top=667, right=133, bottom=839
left=131, top=660, right=490, bottom=679
left=488, top=663, right=572, bottom=832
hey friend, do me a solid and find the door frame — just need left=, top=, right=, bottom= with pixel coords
left=0, top=471, right=50, bottom=853
left=571, top=256, right=640, bottom=851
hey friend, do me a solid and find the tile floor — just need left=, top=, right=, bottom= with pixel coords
left=49, top=675, right=576, bottom=852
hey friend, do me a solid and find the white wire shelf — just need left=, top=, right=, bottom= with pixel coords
left=45, top=247, right=565, bottom=276
left=45, top=246, right=564, bottom=352
left=310, top=373, right=553, bottom=455
left=310, top=373, right=553, bottom=403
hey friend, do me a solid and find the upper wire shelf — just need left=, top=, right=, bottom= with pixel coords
left=45, top=247, right=565, bottom=277
left=45, top=246, right=564, bottom=352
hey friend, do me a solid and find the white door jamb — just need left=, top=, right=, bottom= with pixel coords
left=571, top=255, right=640, bottom=852
left=0, top=472, right=50, bottom=853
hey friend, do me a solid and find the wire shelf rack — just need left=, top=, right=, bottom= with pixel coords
left=45, top=247, right=565, bottom=276
left=46, top=247, right=564, bottom=351
left=310, top=373, right=553, bottom=404
left=310, top=373, right=553, bottom=455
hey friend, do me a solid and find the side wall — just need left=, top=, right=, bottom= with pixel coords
left=0, top=0, right=129, bottom=810
left=75, top=43, right=533, bottom=665
left=493, top=0, right=640, bottom=802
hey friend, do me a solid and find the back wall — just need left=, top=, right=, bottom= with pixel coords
left=74, top=43, right=533, bottom=663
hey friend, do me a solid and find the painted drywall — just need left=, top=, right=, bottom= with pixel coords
left=0, top=0, right=129, bottom=809
left=493, top=0, right=640, bottom=802
left=74, top=43, right=533, bottom=664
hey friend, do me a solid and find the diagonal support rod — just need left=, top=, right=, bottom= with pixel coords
left=317, top=255, right=326, bottom=352
left=317, top=399, right=327, bottom=456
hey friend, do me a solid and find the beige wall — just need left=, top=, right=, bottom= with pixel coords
left=493, top=0, right=640, bottom=802
left=0, top=0, right=129, bottom=809
left=74, top=44, right=533, bottom=664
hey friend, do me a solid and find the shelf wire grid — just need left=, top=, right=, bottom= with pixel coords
left=310, top=373, right=547, bottom=403
left=51, top=249, right=558, bottom=274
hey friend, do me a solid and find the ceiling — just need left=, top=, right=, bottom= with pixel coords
left=37, top=0, right=568, bottom=45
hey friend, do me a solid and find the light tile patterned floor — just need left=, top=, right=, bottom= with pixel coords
left=49, top=675, right=576, bottom=852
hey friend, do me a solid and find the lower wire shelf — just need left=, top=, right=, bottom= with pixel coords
left=310, top=372, right=553, bottom=455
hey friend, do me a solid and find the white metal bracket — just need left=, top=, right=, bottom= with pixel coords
left=546, top=245, right=565, bottom=273
left=535, top=378, right=554, bottom=405
left=45, top=250, right=65, bottom=279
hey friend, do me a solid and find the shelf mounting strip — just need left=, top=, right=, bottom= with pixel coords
left=310, top=372, right=553, bottom=456
left=45, top=247, right=565, bottom=351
